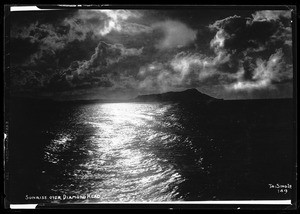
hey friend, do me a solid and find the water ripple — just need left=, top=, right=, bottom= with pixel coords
left=43, top=102, right=202, bottom=202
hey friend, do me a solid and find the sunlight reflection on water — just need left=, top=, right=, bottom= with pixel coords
left=44, top=103, right=187, bottom=202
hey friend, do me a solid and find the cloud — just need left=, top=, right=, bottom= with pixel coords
left=137, top=19, right=268, bottom=93
left=11, top=9, right=150, bottom=66
left=225, top=49, right=292, bottom=91
left=62, top=41, right=143, bottom=89
left=63, top=9, right=151, bottom=38
left=209, top=11, right=291, bottom=53
left=152, top=20, right=197, bottom=50
left=136, top=14, right=293, bottom=94
left=100, top=10, right=151, bottom=35
left=207, top=10, right=293, bottom=92
left=210, top=29, right=226, bottom=50
left=251, top=10, right=291, bottom=22
left=270, top=26, right=292, bottom=47
left=10, top=68, right=46, bottom=92
left=74, top=41, right=143, bottom=74
left=170, top=52, right=216, bottom=81
left=98, top=10, right=138, bottom=35
left=242, top=40, right=267, bottom=56
left=12, top=21, right=80, bottom=50
left=137, top=59, right=191, bottom=92
left=137, top=50, right=224, bottom=92
left=209, top=15, right=243, bottom=31
left=11, top=39, right=144, bottom=93
left=10, top=37, right=40, bottom=65
left=9, top=9, right=293, bottom=99
left=11, top=21, right=94, bottom=67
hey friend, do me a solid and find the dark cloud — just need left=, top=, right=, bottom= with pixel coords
left=209, top=11, right=291, bottom=53
left=10, top=37, right=40, bottom=65
left=55, top=37, right=99, bottom=68
left=66, top=41, right=143, bottom=74
left=61, top=41, right=143, bottom=90
left=9, top=10, right=147, bottom=94
left=207, top=10, right=293, bottom=92
left=9, top=8, right=293, bottom=99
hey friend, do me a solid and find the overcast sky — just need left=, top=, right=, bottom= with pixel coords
left=9, top=6, right=294, bottom=100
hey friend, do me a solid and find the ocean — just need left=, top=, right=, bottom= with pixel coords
left=7, top=98, right=295, bottom=203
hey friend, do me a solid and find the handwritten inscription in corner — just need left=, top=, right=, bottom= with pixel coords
left=268, top=184, right=292, bottom=194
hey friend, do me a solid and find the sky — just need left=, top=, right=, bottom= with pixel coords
left=9, top=6, right=294, bottom=100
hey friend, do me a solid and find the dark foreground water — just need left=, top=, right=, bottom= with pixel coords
left=7, top=99, right=295, bottom=203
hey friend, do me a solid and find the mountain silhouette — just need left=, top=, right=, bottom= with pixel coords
left=133, top=88, right=221, bottom=104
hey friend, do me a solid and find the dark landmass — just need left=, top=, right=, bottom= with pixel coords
left=9, top=88, right=219, bottom=104
left=133, top=88, right=221, bottom=104
left=8, top=88, right=293, bottom=106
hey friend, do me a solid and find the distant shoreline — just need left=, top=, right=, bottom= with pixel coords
left=7, top=88, right=294, bottom=104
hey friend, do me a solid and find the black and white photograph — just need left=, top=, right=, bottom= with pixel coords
left=4, top=4, right=297, bottom=209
